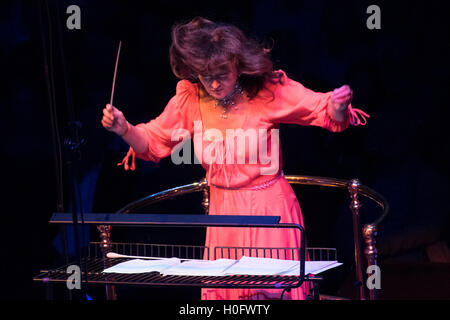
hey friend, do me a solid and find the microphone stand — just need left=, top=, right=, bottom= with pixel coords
left=42, top=0, right=90, bottom=299
left=64, top=129, right=88, bottom=300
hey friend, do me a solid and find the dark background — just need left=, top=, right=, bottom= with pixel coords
left=1, top=0, right=449, bottom=300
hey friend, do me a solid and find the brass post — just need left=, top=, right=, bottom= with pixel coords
left=363, top=224, right=379, bottom=300
left=201, top=178, right=210, bottom=214
left=97, top=225, right=117, bottom=300
left=348, top=179, right=367, bottom=300
left=97, top=225, right=112, bottom=254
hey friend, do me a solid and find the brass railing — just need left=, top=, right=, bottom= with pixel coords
left=284, top=175, right=388, bottom=300
left=100, top=175, right=388, bottom=300
left=116, top=179, right=209, bottom=214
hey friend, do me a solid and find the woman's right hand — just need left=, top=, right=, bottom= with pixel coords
left=101, top=104, right=129, bottom=136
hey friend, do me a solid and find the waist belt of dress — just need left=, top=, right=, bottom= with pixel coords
left=210, top=171, right=284, bottom=191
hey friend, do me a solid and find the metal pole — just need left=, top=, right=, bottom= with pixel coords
left=202, top=179, right=210, bottom=214
left=97, top=225, right=117, bottom=300
left=363, top=224, right=379, bottom=300
left=348, top=179, right=367, bottom=300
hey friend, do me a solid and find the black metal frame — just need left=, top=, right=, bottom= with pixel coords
left=34, top=213, right=328, bottom=300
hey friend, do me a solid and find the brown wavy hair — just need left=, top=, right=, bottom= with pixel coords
left=169, top=17, right=282, bottom=100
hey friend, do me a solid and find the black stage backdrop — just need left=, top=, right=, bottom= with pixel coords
left=1, top=0, right=449, bottom=300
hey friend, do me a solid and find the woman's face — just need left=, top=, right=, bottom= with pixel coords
left=198, top=65, right=239, bottom=100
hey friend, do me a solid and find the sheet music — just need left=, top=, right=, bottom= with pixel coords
left=223, top=256, right=300, bottom=275
left=102, top=257, right=342, bottom=276
left=223, top=257, right=342, bottom=276
left=102, top=257, right=181, bottom=274
left=162, top=259, right=238, bottom=276
left=280, top=261, right=343, bottom=276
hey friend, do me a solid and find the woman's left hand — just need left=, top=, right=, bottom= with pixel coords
left=331, top=85, right=353, bottom=111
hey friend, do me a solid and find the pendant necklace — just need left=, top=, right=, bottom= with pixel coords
left=214, top=82, right=243, bottom=119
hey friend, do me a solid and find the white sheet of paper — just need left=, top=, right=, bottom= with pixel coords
left=101, top=257, right=342, bottom=277
left=162, top=259, right=238, bottom=276
left=102, top=258, right=181, bottom=274
left=223, top=256, right=300, bottom=275
left=280, top=261, right=343, bottom=276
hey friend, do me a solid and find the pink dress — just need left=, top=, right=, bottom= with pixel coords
left=119, top=70, right=368, bottom=300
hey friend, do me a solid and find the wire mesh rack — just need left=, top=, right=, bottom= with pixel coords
left=88, top=242, right=208, bottom=260
left=34, top=242, right=337, bottom=291
left=213, top=246, right=337, bottom=261
left=87, top=242, right=336, bottom=261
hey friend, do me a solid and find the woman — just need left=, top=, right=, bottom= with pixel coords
left=101, top=17, right=368, bottom=300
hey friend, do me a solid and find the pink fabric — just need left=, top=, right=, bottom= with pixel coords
left=349, top=105, right=370, bottom=126
left=117, top=70, right=368, bottom=299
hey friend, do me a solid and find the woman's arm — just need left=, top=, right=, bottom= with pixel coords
left=101, top=80, right=199, bottom=170
left=101, top=103, right=149, bottom=154
left=264, top=70, right=367, bottom=132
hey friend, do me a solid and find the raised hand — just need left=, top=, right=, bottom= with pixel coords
left=331, top=85, right=353, bottom=112
left=101, top=104, right=129, bottom=136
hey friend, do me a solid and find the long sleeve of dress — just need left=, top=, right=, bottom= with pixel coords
left=117, top=80, right=198, bottom=170
left=262, top=70, right=369, bottom=132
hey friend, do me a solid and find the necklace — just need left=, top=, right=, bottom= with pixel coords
left=214, top=82, right=243, bottom=119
